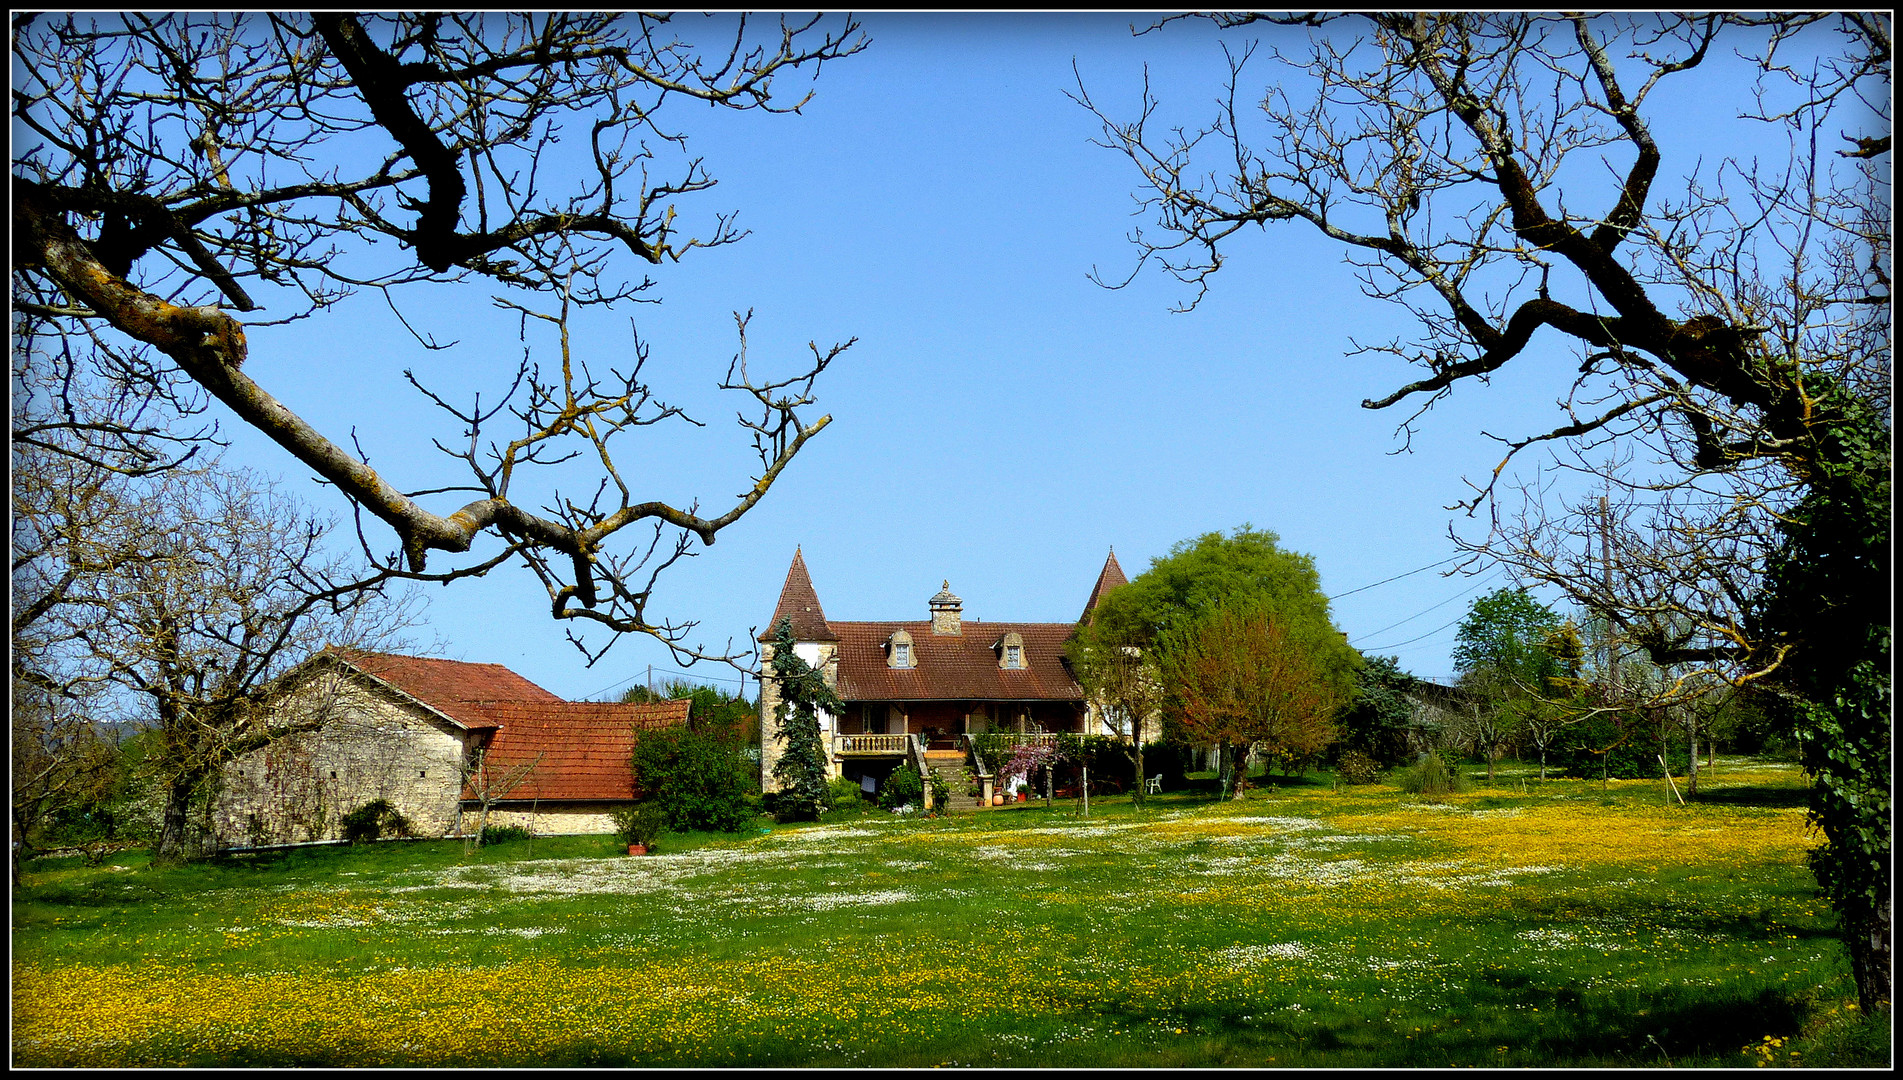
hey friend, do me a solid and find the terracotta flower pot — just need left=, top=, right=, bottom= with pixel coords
left=627, top=843, right=648, bottom=856
left=991, top=794, right=1004, bottom=806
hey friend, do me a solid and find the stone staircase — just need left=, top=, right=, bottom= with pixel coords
left=924, top=751, right=985, bottom=812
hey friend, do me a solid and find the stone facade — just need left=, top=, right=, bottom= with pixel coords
left=211, top=649, right=689, bottom=849
left=213, top=666, right=471, bottom=847
left=757, top=548, right=1136, bottom=800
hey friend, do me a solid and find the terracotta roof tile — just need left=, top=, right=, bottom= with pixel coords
left=462, top=700, right=690, bottom=802
left=762, top=547, right=837, bottom=642
left=830, top=621, right=1082, bottom=702
left=1079, top=549, right=1129, bottom=623
left=326, top=648, right=562, bottom=729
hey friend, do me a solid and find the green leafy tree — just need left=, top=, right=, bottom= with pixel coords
left=1452, top=589, right=1563, bottom=780
left=1066, top=615, right=1165, bottom=807
left=630, top=726, right=753, bottom=834
left=1749, top=390, right=1891, bottom=1014
left=1334, top=654, right=1417, bottom=767
left=1094, top=526, right=1360, bottom=758
left=766, top=618, right=839, bottom=822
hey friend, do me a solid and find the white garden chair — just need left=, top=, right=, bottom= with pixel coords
left=1145, top=774, right=1163, bottom=794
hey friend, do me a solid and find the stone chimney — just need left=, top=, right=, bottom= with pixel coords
left=928, top=580, right=963, bottom=635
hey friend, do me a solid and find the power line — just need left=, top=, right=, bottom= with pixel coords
left=583, top=663, right=751, bottom=702
left=1348, top=570, right=1498, bottom=644
left=1327, top=554, right=1466, bottom=601
left=1358, top=611, right=1469, bottom=654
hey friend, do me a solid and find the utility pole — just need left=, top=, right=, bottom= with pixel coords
left=1600, top=494, right=1619, bottom=701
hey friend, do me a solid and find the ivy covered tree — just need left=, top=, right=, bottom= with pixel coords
left=765, top=618, right=838, bottom=822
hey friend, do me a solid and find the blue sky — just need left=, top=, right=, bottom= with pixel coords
left=216, top=14, right=1815, bottom=700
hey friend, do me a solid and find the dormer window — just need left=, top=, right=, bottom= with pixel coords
left=995, top=631, right=1025, bottom=670
left=885, top=629, right=916, bottom=669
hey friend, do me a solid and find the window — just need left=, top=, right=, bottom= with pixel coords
left=886, top=629, right=915, bottom=668
left=996, top=631, right=1026, bottom=670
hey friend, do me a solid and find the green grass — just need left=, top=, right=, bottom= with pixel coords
left=11, top=757, right=1886, bottom=1067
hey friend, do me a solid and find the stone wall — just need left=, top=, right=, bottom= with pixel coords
left=463, top=802, right=622, bottom=836
left=212, top=670, right=467, bottom=848
left=758, top=639, right=840, bottom=792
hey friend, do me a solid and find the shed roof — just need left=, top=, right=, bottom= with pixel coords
left=325, top=648, right=562, bottom=729
left=462, top=699, right=690, bottom=802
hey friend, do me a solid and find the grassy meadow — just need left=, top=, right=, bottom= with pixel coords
left=11, top=757, right=1886, bottom=1067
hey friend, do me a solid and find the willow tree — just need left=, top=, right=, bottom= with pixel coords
left=13, top=12, right=865, bottom=666
left=1083, top=13, right=1889, bottom=1012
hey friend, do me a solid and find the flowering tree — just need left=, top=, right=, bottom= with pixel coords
left=1162, top=605, right=1342, bottom=800
left=996, top=741, right=1065, bottom=806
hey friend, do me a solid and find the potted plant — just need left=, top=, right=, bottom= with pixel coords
left=611, top=803, right=666, bottom=855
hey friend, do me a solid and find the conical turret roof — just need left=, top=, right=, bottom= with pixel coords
left=1078, top=548, right=1129, bottom=623
left=762, top=547, right=837, bottom=642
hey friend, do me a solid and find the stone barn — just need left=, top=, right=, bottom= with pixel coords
left=212, top=648, right=688, bottom=849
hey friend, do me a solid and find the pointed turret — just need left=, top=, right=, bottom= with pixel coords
left=1078, top=548, right=1129, bottom=624
left=762, top=547, right=837, bottom=642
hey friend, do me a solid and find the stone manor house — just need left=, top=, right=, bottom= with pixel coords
left=213, top=648, right=687, bottom=849
left=757, top=548, right=1155, bottom=809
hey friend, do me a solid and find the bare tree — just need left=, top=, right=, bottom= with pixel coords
left=21, top=458, right=420, bottom=863
left=459, top=744, right=546, bottom=853
left=1082, top=11, right=1890, bottom=1012
left=11, top=12, right=866, bottom=666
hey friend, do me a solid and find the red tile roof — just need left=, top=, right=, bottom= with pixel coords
left=462, top=700, right=690, bottom=802
left=1079, top=549, right=1129, bottom=623
left=326, top=648, right=562, bottom=728
left=320, top=649, right=691, bottom=803
left=830, top=621, right=1083, bottom=702
left=763, top=547, right=837, bottom=642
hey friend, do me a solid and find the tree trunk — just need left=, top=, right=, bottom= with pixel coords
left=1129, top=743, right=1145, bottom=809
left=152, top=772, right=200, bottom=864
left=1687, top=721, right=1699, bottom=798
left=1851, top=899, right=1891, bottom=1017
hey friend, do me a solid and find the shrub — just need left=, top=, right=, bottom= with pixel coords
left=610, top=803, right=666, bottom=848
left=340, top=799, right=412, bottom=844
left=481, top=824, right=530, bottom=846
left=825, top=775, right=866, bottom=813
left=1397, top=752, right=1469, bottom=800
left=1551, top=713, right=1692, bottom=780
left=879, top=764, right=926, bottom=811
left=1335, top=749, right=1381, bottom=785
left=631, top=725, right=755, bottom=833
